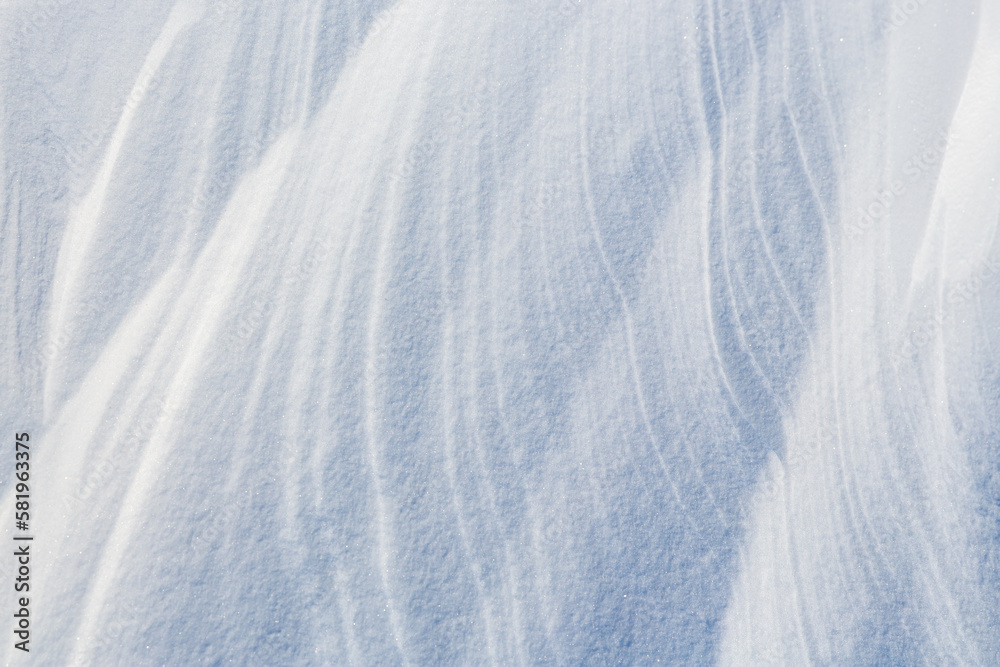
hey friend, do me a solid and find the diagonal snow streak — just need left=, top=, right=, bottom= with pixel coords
left=64, top=125, right=303, bottom=667
left=44, top=0, right=205, bottom=416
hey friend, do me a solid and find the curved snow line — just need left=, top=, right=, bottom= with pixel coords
left=907, top=0, right=1000, bottom=300
left=44, top=0, right=205, bottom=416
left=65, top=124, right=302, bottom=667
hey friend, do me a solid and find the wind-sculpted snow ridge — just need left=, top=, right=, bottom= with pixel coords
left=2, top=0, right=999, bottom=663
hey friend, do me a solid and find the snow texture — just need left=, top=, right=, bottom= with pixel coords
left=2, top=0, right=1000, bottom=664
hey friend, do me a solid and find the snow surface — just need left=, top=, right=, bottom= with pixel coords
left=3, top=0, right=1000, bottom=664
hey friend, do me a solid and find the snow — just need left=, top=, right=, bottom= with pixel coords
left=2, top=0, right=999, bottom=663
